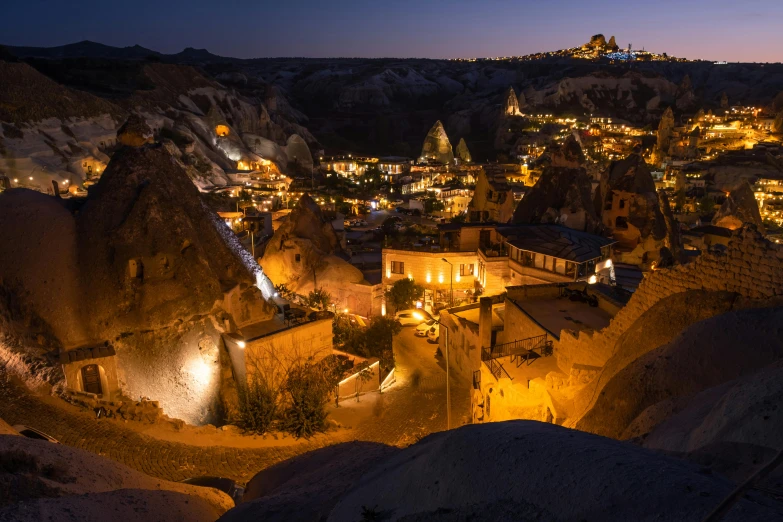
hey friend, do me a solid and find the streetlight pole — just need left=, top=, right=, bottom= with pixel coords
left=441, top=258, right=453, bottom=307
left=434, top=317, right=451, bottom=431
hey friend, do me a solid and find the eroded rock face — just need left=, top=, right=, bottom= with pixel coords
left=587, top=34, right=607, bottom=49
left=455, top=137, right=472, bottom=163
left=116, top=113, right=153, bottom=147
left=607, top=35, right=618, bottom=51
left=0, top=144, right=276, bottom=424
left=547, top=134, right=585, bottom=169
left=594, top=152, right=675, bottom=264
left=503, top=86, right=519, bottom=116
left=285, top=134, right=313, bottom=172
left=653, top=106, right=675, bottom=163
left=260, top=194, right=364, bottom=294
left=468, top=169, right=515, bottom=223
left=420, top=120, right=454, bottom=164
left=712, top=180, right=765, bottom=232
left=513, top=166, right=603, bottom=233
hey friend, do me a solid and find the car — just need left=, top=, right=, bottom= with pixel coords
left=12, top=425, right=59, bottom=443
left=394, top=309, right=432, bottom=326
left=180, top=476, right=245, bottom=505
left=414, top=319, right=436, bottom=336
left=427, top=323, right=440, bottom=342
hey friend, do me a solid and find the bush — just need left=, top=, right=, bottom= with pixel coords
left=280, top=359, right=340, bottom=438
left=237, top=376, right=279, bottom=435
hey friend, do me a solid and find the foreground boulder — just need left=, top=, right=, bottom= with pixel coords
left=0, top=435, right=232, bottom=520
left=220, top=422, right=782, bottom=521
left=221, top=442, right=398, bottom=521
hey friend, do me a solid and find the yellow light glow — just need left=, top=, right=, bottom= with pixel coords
left=413, top=312, right=423, bottom=320
left=455, top=273, right=461, bottom=282
left=438, top=274, right=444, bottom=284
left=426, top=274, right=431, bottom=283
left=237, top=341, right=246, bottom=349
left=588, top=275, right=597, bottom=284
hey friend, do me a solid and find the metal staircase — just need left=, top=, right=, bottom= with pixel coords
left=481, top=333, right=553, bottom=380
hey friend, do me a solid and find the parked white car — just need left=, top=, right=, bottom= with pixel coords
left=395, top=309, right=431, bottom=326
left=415, top=319, right=436, bottom=336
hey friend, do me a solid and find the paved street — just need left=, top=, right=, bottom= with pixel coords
left=0, top=327, right=470, bottom=485
left=348, top=327, right=471, bottom=445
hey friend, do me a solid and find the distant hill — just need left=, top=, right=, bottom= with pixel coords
left=3, top=41, right=232, bottom=63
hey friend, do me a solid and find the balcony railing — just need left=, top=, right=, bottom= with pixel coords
left=479, top=243, right=508, bottom=258
left=481, top=334, right=550, bottom=361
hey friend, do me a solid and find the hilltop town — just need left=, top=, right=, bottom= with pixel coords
left=1, top=35, right=783, bottom=520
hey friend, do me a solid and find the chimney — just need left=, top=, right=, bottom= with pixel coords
left=478, top=297, right=493, bottom=351
left=52, top=180, right=61, bottom=199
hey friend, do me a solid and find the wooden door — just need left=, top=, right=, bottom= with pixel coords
left=81, top=364, right=102, bottom=395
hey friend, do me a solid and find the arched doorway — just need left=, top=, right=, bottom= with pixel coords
left=81, top=364, right=103, bottom=395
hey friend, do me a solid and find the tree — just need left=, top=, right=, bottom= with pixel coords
left=674, top=188, right=687, bottom=213
left=363, top=316, right=400, bottom=371
left=237, top=189, right=254, bottom=211
left=384, top=278, right=424, bottom=312
left=305, top=288, right=331, bottom=311
left=450, top=213, right=467, bottom=224
left=353, top=360, right=374, bottom=402
left=697, top=194, right=715, bottom=215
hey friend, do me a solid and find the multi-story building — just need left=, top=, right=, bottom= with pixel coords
left=382, top=223, right=615, bottom=310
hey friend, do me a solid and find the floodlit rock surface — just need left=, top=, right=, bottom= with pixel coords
left=420, top=120, right=454, bottom=164
left=712, top=180, right=765, bottom=232
left=594, top=151, right=676, bottom=263
left=0, top=144, right=276, bottom=424
left=0, top=435, right=233, bottom=519
left=116, top=113, right=153, bottom=147
left=574, top=294, right=783, bottom=439
left=260, top=193, right=366, bottom=295
left=226, top=422, right=783, bottom=521
left=455, top=137, right=472, bottom=163
left=0, top=59, right=313, bottom=192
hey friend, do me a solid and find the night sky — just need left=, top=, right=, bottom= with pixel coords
left=2, top=0, right=782, bottom=62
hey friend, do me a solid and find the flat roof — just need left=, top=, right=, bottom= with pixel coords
left=454, top=304, right=505, bottom=329
left=498, top=225, right=616, bottom=263
left=509, top=296, right=611, bottom=340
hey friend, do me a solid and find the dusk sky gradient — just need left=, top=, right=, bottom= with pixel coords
left=3, top=0, right=782, bottom=62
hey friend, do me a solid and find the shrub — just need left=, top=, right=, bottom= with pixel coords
left=280, top=359, right=340, bottom=438
left=237, top=375, right=279, bottom=435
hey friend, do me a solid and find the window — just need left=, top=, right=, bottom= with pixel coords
left=460, top=263, right=474, bottom=276
left=391, top=261, right=404, bottom=274
left=295, top=254, right=301, bottom=262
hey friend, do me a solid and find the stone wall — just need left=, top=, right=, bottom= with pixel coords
left=559, top=226, right=783, bottom=370
left=238, top=318, right=333, bottom=388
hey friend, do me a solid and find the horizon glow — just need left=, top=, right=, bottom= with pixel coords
left=1, top=0, right=782, bottom=63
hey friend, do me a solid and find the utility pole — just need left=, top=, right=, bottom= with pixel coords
left=441, top=258, right=454, bottom=307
